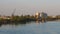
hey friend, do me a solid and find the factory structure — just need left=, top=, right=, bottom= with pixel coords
left=35, top=12, right=48, bottom=21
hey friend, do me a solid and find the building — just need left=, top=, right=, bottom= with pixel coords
left=40, top=12, right=48, bottom=18
left=35, top=12, right=48, bottom=21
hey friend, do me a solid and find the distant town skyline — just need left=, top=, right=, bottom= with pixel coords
left=0, top=0, right=60, bottom=16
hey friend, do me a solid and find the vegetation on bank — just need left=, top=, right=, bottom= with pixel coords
left=0, top=15, right=35, bottom=24
left=0, top=15, right=60, bottom=24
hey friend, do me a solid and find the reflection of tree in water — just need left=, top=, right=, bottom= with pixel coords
left=0, top=24, right=2, bottom=27
left=0, top=22, right=26, bottom=27
left=0, top=21, right=31, bottom=27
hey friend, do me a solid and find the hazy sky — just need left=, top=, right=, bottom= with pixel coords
left=0, top=0, right=60, bottom=16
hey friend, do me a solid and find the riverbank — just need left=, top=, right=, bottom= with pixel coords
left=0, top=15, right=60, bottom=24
left=0, top=15, right=36, bottom=24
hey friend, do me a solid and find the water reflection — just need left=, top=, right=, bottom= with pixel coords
left=0, top=20, right=47, bottom=27
left=0, top=22, right=27, bottom=27
left=36, top=20, right=46, bottom=24
left=0, top=24, right=2, bottom=27
left=36, top=20, right=40, bottom=24
left=0, top=21, right=60, bottom=34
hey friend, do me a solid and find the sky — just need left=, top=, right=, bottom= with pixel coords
left=0, top=0, right=60, bottom=16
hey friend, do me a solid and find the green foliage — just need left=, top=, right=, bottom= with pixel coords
left=11, top=15, right=35, bottom=22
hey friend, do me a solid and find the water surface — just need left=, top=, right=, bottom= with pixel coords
left=0, top=21, right=60, bottom=34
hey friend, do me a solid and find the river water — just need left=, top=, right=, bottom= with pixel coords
left=0, top=21, right=60, bottom=34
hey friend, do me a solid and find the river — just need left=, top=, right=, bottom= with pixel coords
left=0, top=21, right=60, bottom=34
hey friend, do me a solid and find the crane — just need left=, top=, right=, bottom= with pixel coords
left=12, top=9, right=16, bottom=16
